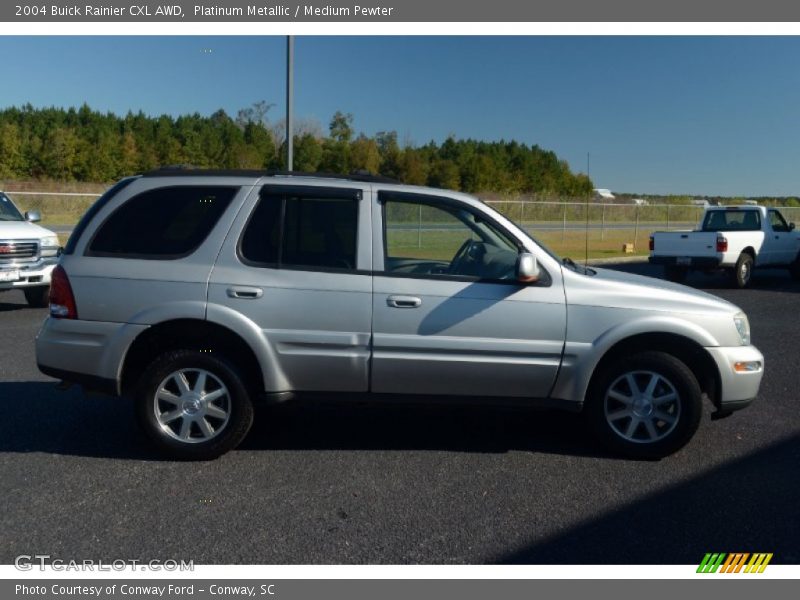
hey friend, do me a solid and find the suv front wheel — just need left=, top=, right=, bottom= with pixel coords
left=135, top=349, right=254, bottom=460
left=586, top=351, right=702, bottom=459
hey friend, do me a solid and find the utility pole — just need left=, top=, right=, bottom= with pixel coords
left=286, top=35, right=294, bottom=171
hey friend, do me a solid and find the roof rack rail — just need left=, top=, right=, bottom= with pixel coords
left=141, top=166, right=399, bottom=184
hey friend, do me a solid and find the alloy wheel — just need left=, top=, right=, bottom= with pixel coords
left=603, top=370, right=681, bottom=444
left=153, top=368, right=231, bottom=443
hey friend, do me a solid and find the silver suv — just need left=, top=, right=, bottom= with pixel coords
left=36, top=169, right=764, bottom=460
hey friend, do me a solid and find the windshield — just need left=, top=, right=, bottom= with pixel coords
left=0, top=193, right=25, bottom=221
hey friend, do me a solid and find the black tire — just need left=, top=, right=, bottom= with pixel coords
left=24, top=285, right=50, bottom=308
left=790, top=255, right=800, bottom=281
left=664, top=265, right=688, bottom=283
left=585, top=351, right=703, bottom=460
left=730, top=253, right=754, bottom=288
left=134, top=349, right=254, bottom=460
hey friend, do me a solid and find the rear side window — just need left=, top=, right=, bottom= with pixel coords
left=702, top=210, right=761, bottom=232
left=88, top=186, right=237, bottom=258
left=240, top=188, right=359, bottom=271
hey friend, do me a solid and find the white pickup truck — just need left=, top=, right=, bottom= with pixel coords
left=0, top=191, right=61, bottom=307
left=649, top=205, right=800, bottom=288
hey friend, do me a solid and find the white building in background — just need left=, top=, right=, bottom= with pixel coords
left=593, top=188, right=615, bottom=201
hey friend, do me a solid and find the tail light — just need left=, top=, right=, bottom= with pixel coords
left=716, top=236, right=728, bottom=253
left=649, top=236, right=654, bottom=251
left=49, top=265, right=78, bottom=319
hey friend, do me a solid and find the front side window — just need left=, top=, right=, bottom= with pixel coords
left=768, top=210, right=790, bottom=233
left=382, top=194, right=520, bottom=280
left=88, top=186, right=236, bottom=258
left=240, top=189, right=359, bottom=271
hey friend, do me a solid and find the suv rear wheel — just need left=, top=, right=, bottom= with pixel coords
left=586, top=351, right=702, bottom=459
left=134, top=349, right=254, bottom=460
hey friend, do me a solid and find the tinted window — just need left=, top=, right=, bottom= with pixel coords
left=88, top=186, right=236, bottom=258
left=240, top=192, right=358, bottom=271
left=64, top=177, right=136, bottom=255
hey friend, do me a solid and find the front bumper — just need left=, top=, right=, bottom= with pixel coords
left=705, top=344, right=764, bottom=409
left=0, top=259, right=57, bottom=290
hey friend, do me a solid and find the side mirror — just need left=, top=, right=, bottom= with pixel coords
left=25, top=210, right=41, bottom=223
left=516, top=252, right=540, bottom=283
left=790, top=222, right=796, bottom=231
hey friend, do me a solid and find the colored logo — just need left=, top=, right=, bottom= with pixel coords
left=697, top=553, right=773, bottom=573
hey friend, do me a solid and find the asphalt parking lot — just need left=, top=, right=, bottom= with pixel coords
left=1, top=262, right=798, bottom=565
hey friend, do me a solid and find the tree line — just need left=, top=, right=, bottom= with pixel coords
left=0, top=103, right=593, bottom=196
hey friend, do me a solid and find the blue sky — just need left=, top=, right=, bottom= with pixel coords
left=1, top=36, right=799, bottom=196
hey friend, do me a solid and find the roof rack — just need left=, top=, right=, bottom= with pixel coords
left=141, top=166, right=399, bottom=184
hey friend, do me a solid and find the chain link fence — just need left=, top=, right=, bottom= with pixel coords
left=5, top=187, right=800, bottom=259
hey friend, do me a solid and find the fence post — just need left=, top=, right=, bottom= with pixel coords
left=601, top=204, right=606, bottom=241
left=417, top=204, right=422, bottom=248
left=666, top=204, right=671, bottom=230
left=520, top=201, right=525, bottom=229
left=634, top=205, right=640, bottom=249
left=562, top=203, right=567, bottom=241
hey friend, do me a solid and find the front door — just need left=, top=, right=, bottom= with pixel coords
left=370, top=191, right=567, bottom=399
left=766, top=209, right=797, bottom=265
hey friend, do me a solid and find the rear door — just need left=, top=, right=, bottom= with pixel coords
left=370, top=190, right=567, bottom=399
left=208, top=182, right=373, bottom=393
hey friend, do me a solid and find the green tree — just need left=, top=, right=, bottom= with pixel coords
left=428, top=159, right=461, bottom=190
left=40, top=127, right=80, bottom=180
left=293, top=133, right=323, bottom=172
left=0, top=122, right=23, bottom=178
left=350, top=135, right=381, bottom=174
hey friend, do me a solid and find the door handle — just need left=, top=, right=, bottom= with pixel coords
left=387, top=295, right=422, bottom=308
left=227, top=286, right=263, bottom=299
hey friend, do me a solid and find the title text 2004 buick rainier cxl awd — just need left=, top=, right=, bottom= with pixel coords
left=36, top=170, right=764, bottom=460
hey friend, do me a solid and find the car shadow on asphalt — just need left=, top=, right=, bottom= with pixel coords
left=0, top=297, right=34, bottom=312
left=497, top=432, right=800, bottom=564
left=0, top=381, right=615, bottom=460
left=243, top=399, right=608, bottom=457
left=0, top=381, right=160, bottom=460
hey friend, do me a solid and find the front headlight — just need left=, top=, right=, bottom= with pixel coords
left=733, top=312, right=750, bottom=345
left=40, top=235, right=61, bottom=257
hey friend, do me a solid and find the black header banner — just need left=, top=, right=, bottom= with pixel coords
left=3, top=0, right=800, bottom=22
